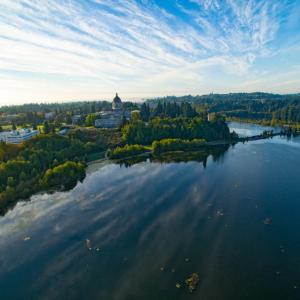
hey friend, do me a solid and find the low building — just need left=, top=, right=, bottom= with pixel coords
left=0, top=128, right=39, bottom=144
left=95, top=111, right=123, bottom=128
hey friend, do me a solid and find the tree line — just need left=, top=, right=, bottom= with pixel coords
left=145, top=93, right=300, bottom=126
left=139, top=101, right=198, bottom=121
left=122, top=116, right=232, bottom=145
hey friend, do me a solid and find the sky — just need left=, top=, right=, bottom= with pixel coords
left=0, top=0, right=300, bottom=105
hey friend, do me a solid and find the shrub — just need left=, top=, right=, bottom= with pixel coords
left=152, top=138, right=206, bottom=155
left=41, top=161, right=86, bottom=190
left=109, top=144, right=148, bottom=159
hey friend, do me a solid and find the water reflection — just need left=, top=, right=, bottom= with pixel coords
left=1, top=124, right=300, bottom=299
left=117, top=145, right=230, bottom=168
left=228, top=121, right=282, bottom=137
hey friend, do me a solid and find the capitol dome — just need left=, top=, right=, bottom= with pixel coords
left=112, top=93, right=123, bottom=110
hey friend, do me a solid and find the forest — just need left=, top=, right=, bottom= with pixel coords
left=122, top=116, right=233, bottom=145
left=0, top=134, right=96, bottom=213
left=146, top=93, right=300, bottom=125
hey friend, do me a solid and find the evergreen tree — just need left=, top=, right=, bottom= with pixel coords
left=140, top=103, right=150, bottom=121
left=66, top=112, right=72, bottom=125
left=43, top=121, right=50, bottom=134
left=154, top=102, right=163, bottom=117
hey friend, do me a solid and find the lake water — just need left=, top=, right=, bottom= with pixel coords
left=1, top=122, right=300, bottom=300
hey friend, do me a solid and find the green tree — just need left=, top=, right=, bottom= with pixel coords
left=85, top=114, right=97, bottom=127
left=43, top=121, right=50, bottom=134
left=42, top=161, right=86, bottom=190
left=66, top=112, right=72, bottom=125
left=131, top=111, right=140, bottom=122
left=7, top=177, right=15, bottom=187
left=140, top=103, right=150, bottom=121
left=154, top=102, right=163, bottom=117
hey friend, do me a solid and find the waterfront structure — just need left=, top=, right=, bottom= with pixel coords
left=0, top=128, right=39, bottom=144
left=95, top=93, right=129, bottom=128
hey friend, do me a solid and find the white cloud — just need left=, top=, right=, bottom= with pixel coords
left=0, top=0, right=298, bottom=104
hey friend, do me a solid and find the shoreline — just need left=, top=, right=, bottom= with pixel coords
left=0, top=123, right=291, bottom=215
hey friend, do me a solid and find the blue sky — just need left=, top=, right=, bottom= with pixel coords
left=0, top=0, right=300, bottom=104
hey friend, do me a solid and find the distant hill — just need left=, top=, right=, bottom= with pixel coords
left=146, top=92, right=300, bottom=104
left=145, top=92, right=300, bottom=124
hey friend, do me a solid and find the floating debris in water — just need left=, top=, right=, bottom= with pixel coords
left=263, top=218, right=272, bottom=225
left=280, top=245, right=286, bottom=253
left=160, top=267, right=164, bottom=271
left=175, top=283, right=181, bottom=289
left=216, top=210, right=224, bottom=217
left=171, top=269, right=175, bottom=273
left=185, top=258, right=190, bottom=262
left=95, top=247, right=100, bottom=252
left=185, top=273, right=199, bottom=293
left=86, top=239, right=92, bottom=250
left=23, top=236, right=31, bottom=241
left=233, top=182, right=240, bottom=188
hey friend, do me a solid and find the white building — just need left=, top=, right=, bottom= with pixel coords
left=0, top=128, right=39, bottom=144
left=95, top=111, right=123, bottom=128
left=95, top=93, right=129, bottom=128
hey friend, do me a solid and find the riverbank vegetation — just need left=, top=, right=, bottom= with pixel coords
left=108, top=144, right=149, bottom=159
left=109, top=138, right=208, bottom=159
left=152, top=138, right=206, bottom=155
left=107, top=113, right=236, bottom=160
left=41, top=161, right=86, bottom=190
left=0, top=134, right=101, bottom=213
left=122, top=116, right=234, bottom=145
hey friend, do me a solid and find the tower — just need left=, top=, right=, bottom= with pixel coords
left=112, top=93, right=123, bottom=111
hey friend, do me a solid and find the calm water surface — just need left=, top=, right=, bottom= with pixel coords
left=1, top=123, right=300, bottom=300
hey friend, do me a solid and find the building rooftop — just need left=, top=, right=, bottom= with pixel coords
left=113, top=93, right=122, bottom=104
left=112, top=93, right=123, bottom=110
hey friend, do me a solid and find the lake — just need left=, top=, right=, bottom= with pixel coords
left=1, top=122, right=300, bottom=300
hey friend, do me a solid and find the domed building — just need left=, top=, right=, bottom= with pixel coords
left=112, top=93, right=123, bottom=111
left=95, top=93, right=129, bottom=128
